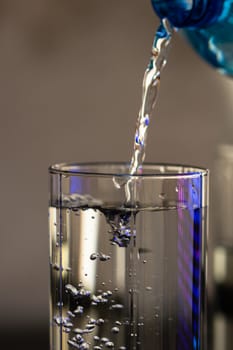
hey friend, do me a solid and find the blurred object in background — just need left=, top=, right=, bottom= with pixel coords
left=212, top=144, right=233, bottom=350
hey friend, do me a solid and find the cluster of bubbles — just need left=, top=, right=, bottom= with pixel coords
left=55, top=193, right=103, bottom=209
left=90, top=253, right=111, bottom=262
left=53, top=281, right=127, bottom=349
left=101, top=209, right=135, bottom=248
left=65, top=318, right=127, bottom=350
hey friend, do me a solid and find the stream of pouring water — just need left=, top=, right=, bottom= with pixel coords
left=114, top=19, right=174, bottom=203
left=129, top=19, right=173, bottom=175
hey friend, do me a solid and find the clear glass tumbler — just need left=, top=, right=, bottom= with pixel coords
left=49, top=163, right=209, bottom=350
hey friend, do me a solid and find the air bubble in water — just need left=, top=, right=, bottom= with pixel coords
left=119, top=347, right=126, bottom=350
left=106, top=342, right=114, bottom=348
left=94, top=347, right=102, bottom=350
left=67, top=340, right=79, bottom=349
left=90, top=253, right=99, bottom=260
left=86, top=324, right=95, bottom=331
left=54, top=316, right=63, bottom=326
left=67, top=311, right=75, bottom=318
left=80, top=343, right=90, bottom=350
left=64, top=321, right=73, bottom=328
left=76, top=335, right=84, bottom=343
left=64, top=327, right=71, bottom=333
left=143, top=260, right=147, bottom=264
left=74, top=306, right=84, bottom=315
left=94, top=336, right=100, bottom=342
left=111, top=327, right=120, bottom=334
left=65, top=284, right=79, bottom=297
left=159, top=193, right=166, bottom=200
left=146, top=286, right=152, bottom=291
left=88, top=318, right=96, bottom=324
left=74, top=328, right=84, bottom=334
left=111, top=304, right=124, bottom=310
left=54, top=316, right=70, bottom=327
left=96, top=318, right=105, bottom=325
left=99, top=253, right=111, bottom=262
left=115, top=321, right=122, bottom=326
left=53, top=263, right=61, bottom=271
left=101, top=338, right=109, bottom=343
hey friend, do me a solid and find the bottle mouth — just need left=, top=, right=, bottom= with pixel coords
left=151, top=0, right=223, bottom=28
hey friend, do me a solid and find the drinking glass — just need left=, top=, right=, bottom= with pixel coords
left=49, top=162, right=209, bottom=350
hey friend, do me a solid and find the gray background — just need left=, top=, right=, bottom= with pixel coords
left=0, top=0, right=233, bottom=332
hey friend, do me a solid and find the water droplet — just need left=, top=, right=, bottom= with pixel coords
left=111, top=327, right=119, bottom=334
left=90, top=253, right=99, bottom=260
left=106, top=342, right=114, bottom=348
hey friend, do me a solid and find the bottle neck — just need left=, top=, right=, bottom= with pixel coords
left=151, top=0, right=223, bottom=28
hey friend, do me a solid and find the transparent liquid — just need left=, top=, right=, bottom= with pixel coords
left=49, top=201, right=206, bottom=350
left=114, top=20, right=173, bottom=203
left=129, top=20, right=173, bottom=177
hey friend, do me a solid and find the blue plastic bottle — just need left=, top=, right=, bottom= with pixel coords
left=151, top=0, right=233, bottom=76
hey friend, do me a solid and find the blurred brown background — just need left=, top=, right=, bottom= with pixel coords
left=0, top=0, right=233, bottom=348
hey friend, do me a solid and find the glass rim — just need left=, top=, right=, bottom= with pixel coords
left=49, top=162, right=208, bottom=179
